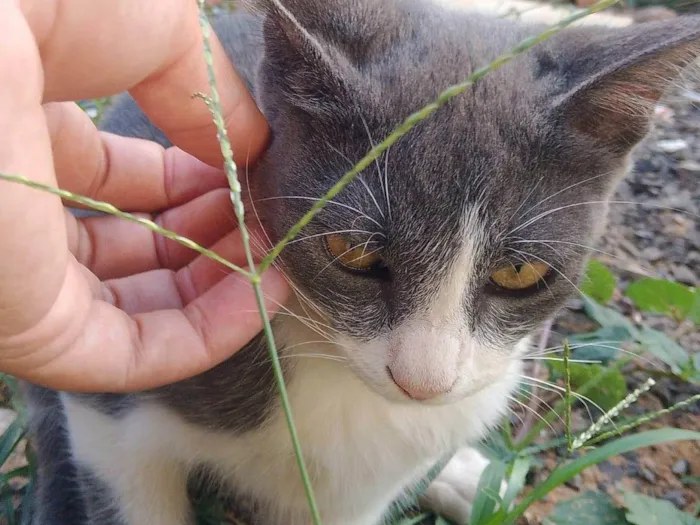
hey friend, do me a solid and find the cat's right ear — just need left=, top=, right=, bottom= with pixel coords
left=246, top=0, right=390, bottom=118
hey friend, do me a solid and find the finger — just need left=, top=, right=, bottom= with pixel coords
left=0, top=3, right=68, bottom=338
left=22, top=0, right=270, bottom=167
left=7, top=260, right=290, bottom=392
left=45, top=102, right=229, bottom=212
left=65, top=188, right=237, bottom=280
left=93, top=223, right=272, bottom=314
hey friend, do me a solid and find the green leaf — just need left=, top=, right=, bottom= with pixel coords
left=636, top=326, right=689, bottom=374
left=549, top=361, right=627, bottom=411
left=581, top=260, right=617, bottom=305
left=495, top=429, right=700, bottom=525
left=469, top=459, right=506, bottom=525
left=568, top=326, right=631, bottom=363
left=625, top=278, right=695, bottom=321
left=0, top=418, right=25, bottom=467
left=501, top=457, right=533, bottom=512
left=624, top=490, right=700, bottom=525
left=548, top=491, right=628, bottom=525
left=583, top=299, right=640, bottom=339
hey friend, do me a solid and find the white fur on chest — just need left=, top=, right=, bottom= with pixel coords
left=63, top=312, right=520, bottom=525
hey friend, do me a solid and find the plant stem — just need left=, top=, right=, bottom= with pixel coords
left=563, top=342, right=573, bottom=453
left=0, top=173, right=251, bottom=279
left=195, top=4, right=322, bottom=523
left=257, top=0, right=621, bottom=274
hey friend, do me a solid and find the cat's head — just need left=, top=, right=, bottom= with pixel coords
left=247, top=0, right=700, bottom=404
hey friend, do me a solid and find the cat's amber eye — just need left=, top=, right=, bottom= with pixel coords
left=326, top=234, right=382, bottom=271
left=489, top=262, right=551, bottom=291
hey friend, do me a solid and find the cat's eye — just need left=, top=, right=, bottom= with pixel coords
left=489, top=262, right=551, bottom=292
left=326, top=234, right=383, bottom=271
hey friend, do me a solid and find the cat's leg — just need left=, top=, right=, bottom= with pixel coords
left=62, top=396, right=193, bottom=525
left=418, top=447, right=505, bottom=525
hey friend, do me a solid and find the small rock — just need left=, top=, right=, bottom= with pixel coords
left=657, top=139, right=688, bottom=153
left=565, top=475, right=583, bottom=491
left=678, top=160, right=700, bottom=173
left=671, top=265, right=697, bottom=285
left=663, top=489, right=686, bottom=509
left=641, top=246, right=664, bottom=262
left=671, top=459, right=690, bottom=476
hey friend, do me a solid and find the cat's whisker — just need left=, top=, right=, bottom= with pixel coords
left=511, top=239, right=664, bottom=279
left=286, top=229, right=383, bottom=246
left=511, top=200, right=700, bottom=236
left=517, top=172, right=612, bottom=221
left=508, top=175, right=544, bottom=223
left=254, top=196, right=382, bottom=229
left=359, top=113, right=388, bottom=220
left=535, top=342, right=660, bottom=370
left=506, top=394, right=559, bottom=436
left=519, top=375, right=615, bottom=431
left=514, top=385, right=566, bottom=427
left=327, top=139, right=385, bottom=220
left=524, top=341, right=627, bottom=358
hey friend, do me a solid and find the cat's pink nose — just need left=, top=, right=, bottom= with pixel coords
left=387, top=367, right=450, bottom=401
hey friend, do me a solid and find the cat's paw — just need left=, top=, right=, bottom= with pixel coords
left=418, top=447, right=506, bottom=525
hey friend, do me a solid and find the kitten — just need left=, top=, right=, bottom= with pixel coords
left=22, top=1, right=700, bottom=524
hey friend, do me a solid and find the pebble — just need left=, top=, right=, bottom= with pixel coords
left=671, top=459, right=690, bottom=476
left=663, top=489, right=687, bottom=509
left=678, top=160, right=700, bottom=173
left=657, top=139, right=689, bottom=153
left=671, top=265, right=697, bottom=285
left=641, top=246, right=664, bottom=262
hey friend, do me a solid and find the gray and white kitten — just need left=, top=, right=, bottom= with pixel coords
left=22, top=1, right=700, bottom=524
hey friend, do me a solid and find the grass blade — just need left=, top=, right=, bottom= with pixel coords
left=494, top=429, right=700, bottom=525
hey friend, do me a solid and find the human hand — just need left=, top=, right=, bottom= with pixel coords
left=0, top=0, right=290, bottom=392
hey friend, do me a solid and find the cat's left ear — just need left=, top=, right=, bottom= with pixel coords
left=548, top=16, right=700, bottom=154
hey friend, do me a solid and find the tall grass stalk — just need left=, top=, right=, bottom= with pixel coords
left=195, top=2, right=322, bottom=522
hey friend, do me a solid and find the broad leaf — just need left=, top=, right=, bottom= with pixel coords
left=625, top=278, right=695, bottom=321
left=501, top=457, right=533, bottom=512
left=581, top=260, right=617, bottom=305
left=636, top=326, right=689, bottom=374
left=583, top=299, right=640, bottom=339
left=548, top=491, right=628, bottom=525
left=624, top=490, right=700, bottom=525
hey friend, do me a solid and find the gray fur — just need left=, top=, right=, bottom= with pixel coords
left=22, top=2, right=700, bottom=524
